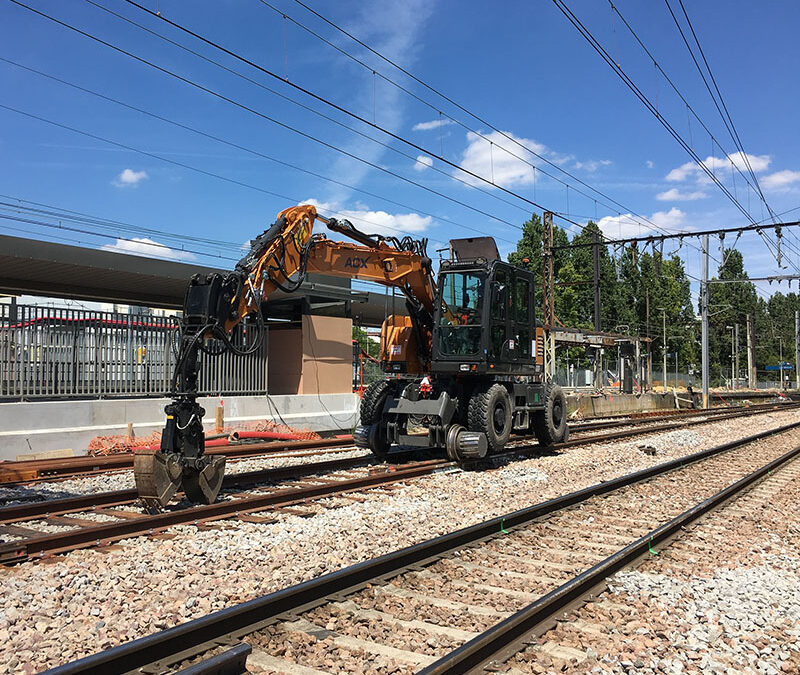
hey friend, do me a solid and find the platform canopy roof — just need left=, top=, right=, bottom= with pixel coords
left=0, top=234, right=396, bottom=324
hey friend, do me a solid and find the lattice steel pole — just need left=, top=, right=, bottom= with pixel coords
left=701, top=235, right=710, bottom=408
left=543, top=211, right=556, bottom=378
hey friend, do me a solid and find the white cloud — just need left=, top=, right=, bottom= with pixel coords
left=762, top=169, right=800, bottom=190
left=301, top=199, right=431, bottom=237
left=646, top=160, right=654, bottom=169
left=597, top=207, right=687, bottom=239
left=412, top=118, right=455, bottom=131
left=113, top=168, right=148, bottom=188
left=666, top=152, right=771, bottom=183
left=665, top=161, right=699, bottom=182
left=456, top=130, right=548, bottom=188
left=655, top=188, right=708, bottom=201
left=574, top=159, right=612, bottom=172
left=322, top=1, right=434, bottom=202
left=651, top=207, right=688, bottom=230
left=414, top=155, right=433, bottom=171
left=101, top=237, right=196, bottom=260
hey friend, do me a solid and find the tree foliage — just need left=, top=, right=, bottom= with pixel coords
left=504, top=217, right=800, bottom=383
left=507, top=215, right=698, bottom=371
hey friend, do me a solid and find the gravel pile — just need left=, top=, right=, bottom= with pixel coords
left=1, top=409, right=798, bottom=673
left=608, top=563, right=800, bottom=673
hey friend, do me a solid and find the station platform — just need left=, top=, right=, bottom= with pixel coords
left=0, top=393, right=359, bottom=461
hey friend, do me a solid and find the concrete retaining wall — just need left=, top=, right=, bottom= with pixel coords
left=0, top=393, right=359, bottom=461
left=566, top=391, right=687, bottom=418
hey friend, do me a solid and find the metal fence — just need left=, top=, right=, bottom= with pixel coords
left=352, top=341, right=384, bottom=395
left=0, top=303, right=268, bottom=400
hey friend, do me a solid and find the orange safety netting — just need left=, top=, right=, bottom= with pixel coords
left=88, top=431, right=161, bottom=456
left=87, top=419, right=320, bottom=456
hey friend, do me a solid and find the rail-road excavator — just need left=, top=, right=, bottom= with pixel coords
left=134, top=204, right=568, bottom=509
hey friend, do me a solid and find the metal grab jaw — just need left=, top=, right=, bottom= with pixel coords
left=134, top=396, right=226, bottom=510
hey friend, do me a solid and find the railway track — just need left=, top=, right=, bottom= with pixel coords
left=1, top=403, right=795, bottom=563
left=0, top=400, right=791, bottom=486
left=0, top=437, right=355, bottom=485
left=39, top=417, right=800, bottom=675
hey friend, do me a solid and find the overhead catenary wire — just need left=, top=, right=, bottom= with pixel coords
left=12, top=0, right=718, bottom=262
left=8, top=0, right=533, bottom=234
left=82, top=0, right=536, bottom=222
left=117, top=0, right=737, bottom=264
left=606, top=0, right=773, bottom=220
left=115, top=0, right=595, bottom=232
left=550, top=221, right=800, bottom=250
left=0, top=102, right=471, bottom=246
left=0, top=195, right=246, bottom=254
left=295, top=5, right=783, bottom=278
left=7, top=1, right=793, bottom=286
left=265, top=0, right=688, bottom=244
left=664, top=0, right=777, bottom=223
left=0, top=212, right=242, bottom=263
left=551, top=0, right=760, bottom=229
left=271, top=0, right=730, bottom=261
left=0, top=56, right=514, bottom=245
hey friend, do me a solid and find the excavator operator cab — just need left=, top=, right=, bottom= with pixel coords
left=432, top=237, right=542, bottom=377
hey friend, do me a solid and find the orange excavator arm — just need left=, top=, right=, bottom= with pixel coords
left=135, top=204, right=436, bottom=509
left=226, top=204, right=436, bottom=372
left=228, top=204, right=435, bottom=329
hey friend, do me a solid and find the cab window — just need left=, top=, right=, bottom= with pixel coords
left=516, top=278, right=530, bottom=323
left=438, top=272, right=484, bottom=356
left=439, top=272, right=484, bottom=327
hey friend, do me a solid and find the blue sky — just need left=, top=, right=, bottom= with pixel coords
left=2, top=0, right=800, bottom=305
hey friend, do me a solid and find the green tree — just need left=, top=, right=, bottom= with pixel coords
left=352, top=325, right=379, bottom=359
left=567, top=221, right=622, bottom=331
left=508, top=213, right=570, bottom=317
left=554, top=260, right=581, bottom=328
left=706, top=249, right=758, bottom=382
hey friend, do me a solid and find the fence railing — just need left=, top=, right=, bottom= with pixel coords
left=352, top=342, right=383, bottom=395
left=0, top=303, right=268, bottom=400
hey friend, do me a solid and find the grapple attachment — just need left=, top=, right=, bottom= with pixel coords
left=134, top=447, right=182, bottom=510
left=183, top=455, right=226, bottom=504
left=134, top=449, right=226, bottom=510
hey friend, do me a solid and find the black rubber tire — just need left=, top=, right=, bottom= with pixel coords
left=360, top=380, right=391, bottom=426
left=533, top=382, right=568, bottom=447
left=360, top=381, right=392, bottom=461
left=467, top=383, right=512, bottom=453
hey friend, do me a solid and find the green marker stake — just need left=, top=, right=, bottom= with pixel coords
left=500, top=518, right=508, bottom=534
left=648, top=536, right=659, bottom=555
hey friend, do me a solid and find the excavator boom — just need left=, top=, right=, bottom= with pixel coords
left=134, top=204, right=435, bottom=509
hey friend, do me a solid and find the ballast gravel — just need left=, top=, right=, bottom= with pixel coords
left=508, top=440, right=800, bottom=674
left=0, top=446, right=371, bottom=506
left=0, top=408, right=798, bottom=673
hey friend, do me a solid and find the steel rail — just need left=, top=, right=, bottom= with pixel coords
left=173, top=644, right=251, bottom=675
left=566, top=400, right=787, bottom=431
left=544, top=403, right=797, bottom=450
left=420, top=444, right=800, bottom=672
left=0, top=459, right=451, bottom=563
left=3, top=402, right=792, bottom=486
left=1, top=404, right=794, bottom=560
left=2, top=403, right=788, bottom=524
left=39, top=419, right=800, bottom=675
left=0, top=436, right=354, bottom=484
left=0, top=454, right=374, bottom=523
